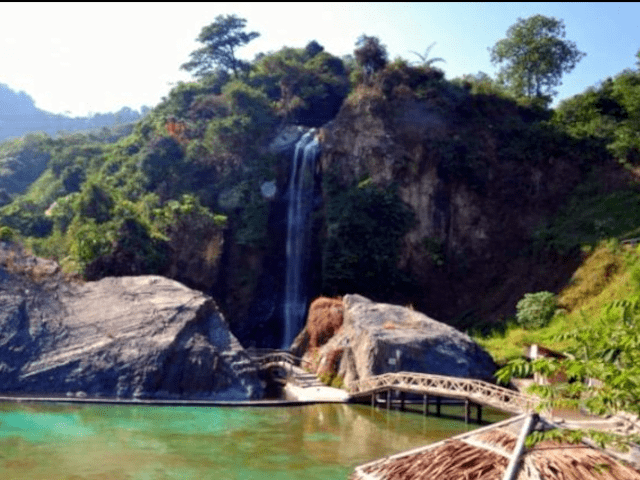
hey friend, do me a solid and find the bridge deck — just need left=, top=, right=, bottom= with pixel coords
left=247, top=350, right=538, bottom=415
left=349, top=371, right=539, bottom=414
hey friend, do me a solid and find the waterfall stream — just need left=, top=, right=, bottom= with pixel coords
left=283, top=130, right=319, bottom=348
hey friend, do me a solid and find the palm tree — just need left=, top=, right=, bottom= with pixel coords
left=409, top=42, right=446, bottom=68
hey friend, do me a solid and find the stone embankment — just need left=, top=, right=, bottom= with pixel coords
left=0, top=243, right=262, bottom=400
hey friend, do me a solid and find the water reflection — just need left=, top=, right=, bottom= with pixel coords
left=0, top=402, right=508, bottom=480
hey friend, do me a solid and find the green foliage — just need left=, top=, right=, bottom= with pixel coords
left=0, top=132, right=53, bottom=195
left=330, top=375, right=345, bottom=389
left=0, top=225, right=16, bottom=241
left=250, top=45, right=348, bottom=126
left=409, top=42, right=446, bottom=68
left=322, top=177, right=415, bottom=299
left=533, top=182, right=640, bottom=254
left=75, top=181, right=114, bottom=223
left=526, top=427, right=640, bottom=454
left=477, top=242, right=640, bottom=365
left=378, top=58, right=445, bottom=100
left=516, top=291, right=557, bottom=329
left=354, top=35, right=388, bottom=78
left=203, top=80, right=277, bottom=167
left=433, top=136, right=491, bottom=193
left=181, top=14, right=259, bottom=79
left=213, top=214, right=228, bottom=227
left=490, top=14, right=585, bottom=99
left=423, top=237, right=445, bottom=266
left=304, top=40, right=324, bottom=59
left=553, top=66, right=640, bottom=166
left=0, top=198, right=53, bottom=237
left=139, top=136, right=184, bottom=190
left=67, top=218, right=113, bottom=264
left=234, top=188, right=269, bottom=248
left=525, top=428, right=589, bottom=447
left=497, top=297, right=640, bottom=417
left=154, top=81, right=217, bottom=120
left=452, top=72, right=509, bottom=97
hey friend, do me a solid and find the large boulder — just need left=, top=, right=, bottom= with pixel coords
left=0, top=243, right=263, bottom=400
left=293, top=294, right=496, bottom=386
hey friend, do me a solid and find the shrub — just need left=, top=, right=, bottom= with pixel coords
left=318, top=347, right=344, bottom=387
left=516, top=291, right=557, bottom=329
left=322, top=179, right=415, bottom=298
left=0, top=225, right=15, bottom=241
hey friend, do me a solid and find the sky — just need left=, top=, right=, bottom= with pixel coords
left=1, top=2, right=639, bottom=117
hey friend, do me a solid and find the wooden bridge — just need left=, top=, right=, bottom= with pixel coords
left=349, top=371, right=540, bottom=422
left=246, top=348, right=325, bottom=388
left=246, top=349, right=539, bottom=421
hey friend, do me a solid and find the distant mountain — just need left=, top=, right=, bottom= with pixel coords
left=0, top=82, right=149, bottom=142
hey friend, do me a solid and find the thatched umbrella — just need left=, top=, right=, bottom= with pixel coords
left=350, top=414, right=640, bottom=480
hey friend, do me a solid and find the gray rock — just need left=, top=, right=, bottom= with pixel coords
left=296, top=294, right=496, bottom=386
left=0, top=245, right=263, bottom=400
left=268, top=125, right=308, bottom=156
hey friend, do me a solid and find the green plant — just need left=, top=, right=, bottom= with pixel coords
left=498, top=298, right=640, bottom=419
left=354, top=35, right=388, bottom=78
left=490, top=14, right=585, bottom=100
left=423, top=237, right=445, bottom=266
left=68, top=219, right=113, bottom=264
left=0, top=225, right=15, bottom=241
left=322, top=178, right=414, bottom=298
left=180, top=14, right=259, bottom=79
left=515, top=291, right=557, bottom=329
left=330, top=375, right=345, bottom=389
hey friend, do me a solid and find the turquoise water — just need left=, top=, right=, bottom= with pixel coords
left=0, top=401, right=507, bottom=479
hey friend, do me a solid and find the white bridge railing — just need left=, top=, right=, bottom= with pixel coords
left=246, top=350, right=538, bottom=414
left=349, top=372, right=539, bottom=414
left=245, top=348, right=312, bottom=370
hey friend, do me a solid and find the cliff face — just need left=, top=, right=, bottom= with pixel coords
left=319, top=91, right=585, bottom=324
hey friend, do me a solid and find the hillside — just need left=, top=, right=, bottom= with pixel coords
left=0, top=35, right=638, bottom=357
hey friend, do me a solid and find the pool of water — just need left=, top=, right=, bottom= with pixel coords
left=0, top=401, right=508, bottom=479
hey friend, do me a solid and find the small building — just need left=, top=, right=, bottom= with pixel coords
left=525, top=343, right=568, bottom=385
left=350, top=414, right=640, bottom=480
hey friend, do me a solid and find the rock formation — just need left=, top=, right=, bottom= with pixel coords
left=293, top=294, right=496, bottom=386
left=318, top=92, right=586, bottom=325
left=0, top=243, right=262, bottom=400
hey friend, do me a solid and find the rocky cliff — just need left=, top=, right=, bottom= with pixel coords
left=319, top=88, right=587, bottom=325
left=0, top=243, right=262, bottom=400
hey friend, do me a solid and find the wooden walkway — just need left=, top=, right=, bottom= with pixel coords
left=349, top=372, right=539, bottom=416
left=246, top=348, right=311, bottom=370
left=247, top=349, right=539, bottom=419
left=246, top=348, right=324, bottom=388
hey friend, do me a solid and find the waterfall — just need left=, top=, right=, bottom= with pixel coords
left=283, top=130, right=319, bottom=348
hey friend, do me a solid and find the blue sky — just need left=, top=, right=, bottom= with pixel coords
left=1, top=2, right=639, bottom=117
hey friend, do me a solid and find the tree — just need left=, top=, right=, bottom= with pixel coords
left=409, top=42, right=446, bottom=68
left=304, top=40, right=324, bottom=60
left=181, top=14, right=259, bottom=79
left=354, top=35, right=388, bottom=77
left=490, top=15, right=585, bottom=100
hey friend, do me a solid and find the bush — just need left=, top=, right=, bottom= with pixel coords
left=516, top=291, right=557, bottom=329
left=0, top=225, right=15, bottom=241
left=322, top=179, right=415, bottom=298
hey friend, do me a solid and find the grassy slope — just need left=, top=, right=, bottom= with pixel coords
left=477, top=241, right=640, bottom=364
